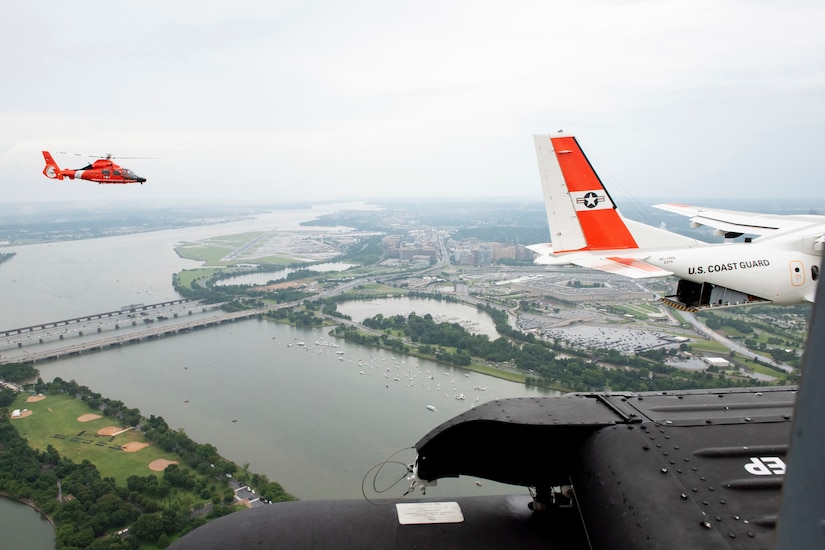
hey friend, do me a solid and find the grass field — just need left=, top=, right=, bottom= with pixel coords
left=342, top=283, right=407, bottom=297
left=740, top=360, right=788, bottom=382
left=687, top=339, right=730, bottom=354
left=176, top=243, right=237, bottom=266
left=175, top=232, right=297, bottom=267
left=10, top=393, right=181, bottom=485
left=465, top=362, right=527, bottom=384
left=176, top=232, right=264, bottom=265
left=611, top=302, right=666, bottom=320
left=175, top=267, right=220, bottom=289
left=666, top=308, right=691, bottom=328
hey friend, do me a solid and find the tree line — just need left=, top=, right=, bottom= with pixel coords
left=336, top=308, right=765, bottom=393
left=1, top=374, right=294, bottom=549
left=172, top=269, right=314, bottom=308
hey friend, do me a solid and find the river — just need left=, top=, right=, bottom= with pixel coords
left=0, top=203, right=555, bottom=542
left=35, top=320, right=549, bottom=500
left=0, top=203, right=364, bottom=328
left=0, top=497, right=55, bottom=550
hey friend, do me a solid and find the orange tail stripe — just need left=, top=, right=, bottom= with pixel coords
left=550, top=136, right=638, bottom=250
left=577, top=211, right=637, bottom=249
left=549, top=136, right=602, bottom=193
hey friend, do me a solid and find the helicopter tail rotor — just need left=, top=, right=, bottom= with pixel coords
left=42, top=151, right=64, bottom=180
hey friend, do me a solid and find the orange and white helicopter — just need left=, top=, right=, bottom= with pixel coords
left=42, top=151, right=147, bottom=184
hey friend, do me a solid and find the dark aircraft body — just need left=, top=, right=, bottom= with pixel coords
left=171, top=387, right=794, bottom=549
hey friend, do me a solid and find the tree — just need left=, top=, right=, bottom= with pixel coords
left=0, top=388, right=16, bottom=407
left=132, top=513, right=164, bottom=541
left=49, top=377, right=65, bottom=394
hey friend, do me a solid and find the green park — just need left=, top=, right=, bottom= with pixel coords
left=11, top=392, right=178, bottom=485
left=1, top=370, right=294, bottom=549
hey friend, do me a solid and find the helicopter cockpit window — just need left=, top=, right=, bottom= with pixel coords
left=125, top=169, right=138, bottom=179
left=114, top=170, right=122, bottom=176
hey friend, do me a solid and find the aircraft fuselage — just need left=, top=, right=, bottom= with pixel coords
left=647, top=239, right=819, bottom=306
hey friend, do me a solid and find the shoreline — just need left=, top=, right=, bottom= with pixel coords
left=0, top=492, right=56, bottom=531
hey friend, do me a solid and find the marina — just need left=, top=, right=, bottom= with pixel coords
left=33, top=318, right=554, bottom=501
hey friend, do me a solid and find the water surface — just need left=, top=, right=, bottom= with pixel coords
left=0, top=497, right=55, bottom=549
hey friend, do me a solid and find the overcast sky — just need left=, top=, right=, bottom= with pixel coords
left=2, top=0, right=824, bottom=205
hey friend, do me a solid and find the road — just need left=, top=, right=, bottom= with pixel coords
left=681, top=311, right=793, bottom=373
left=0, top=306, right=262, bottom=364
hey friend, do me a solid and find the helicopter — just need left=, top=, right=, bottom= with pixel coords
left=42, top=151, right=147, bottom=184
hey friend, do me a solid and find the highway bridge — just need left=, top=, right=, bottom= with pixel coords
left=0, top=300, right=194, bottom=338
left=0, top=301, right=265, bottom=365
left=0, top=272, right=410, bottom=366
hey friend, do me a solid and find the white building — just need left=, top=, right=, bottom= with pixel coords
left=701, top=357, right=731, bottom=368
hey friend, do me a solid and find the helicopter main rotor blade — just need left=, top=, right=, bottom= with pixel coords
left=56, top=151, right=97, bottom=158
left=55, top=152, right=157, bottom=160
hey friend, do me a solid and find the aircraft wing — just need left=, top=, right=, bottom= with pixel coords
left=533, top=251, right=672, bottom=278
left=653, top=203, right=821, bottom=236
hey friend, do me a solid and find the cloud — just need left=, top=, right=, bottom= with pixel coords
left=2, top=0, right=825, bottom=204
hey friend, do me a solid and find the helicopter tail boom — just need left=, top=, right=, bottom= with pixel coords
left=42, top=151, right=64, bottom=180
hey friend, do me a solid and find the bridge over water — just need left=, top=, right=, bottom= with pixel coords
left=0, top=301, right=266, bottom=365
left=0, top=300, right=194, bottom=338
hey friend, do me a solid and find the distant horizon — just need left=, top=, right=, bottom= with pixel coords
left=2, top=195, right=825, bottom=207
left=4, top=2, right=824, bottom=206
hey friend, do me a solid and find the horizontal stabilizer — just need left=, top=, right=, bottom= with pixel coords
left=571, top=256, right=673, bottom=279
left=533, top=254, right=578, bottom=266
left=525, top=242, right=555, bottom=256
left=531, top=250, right=672, bottom=278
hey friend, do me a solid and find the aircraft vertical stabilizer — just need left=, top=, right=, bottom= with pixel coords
left=533, top=134, right=700, bottom=253
left=534, top=134, right=637, bottom=252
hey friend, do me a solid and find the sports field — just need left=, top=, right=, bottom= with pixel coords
left=10, top=393, right=180, bottom=484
